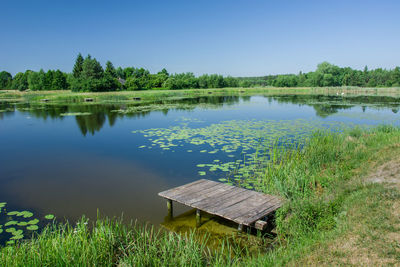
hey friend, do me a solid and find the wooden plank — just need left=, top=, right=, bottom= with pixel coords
left=158, top=179, right=284, bottom=228
left=169, top=180, right=220, bottom=201
left=230, top=196, right=280, bottom=222
left=232, top=199, right=280, bottom=224
left=158, top=179, right=207, bottom=198
left=172, top=183, right=228, bottom=206
left=206, top=191, right=255, bottom=215
left=217, top=194, right=276, bottom=224
left=183, top=183, right=233, bottom=206
left=214, top=191, right=271, bottom=216
left=255, top=220, right=268, bottom=231
left=243, top=201, right=283, bottom=225
left=159, top=179, right=212, bottom=199
left=197, top=186, right=248, bottom=209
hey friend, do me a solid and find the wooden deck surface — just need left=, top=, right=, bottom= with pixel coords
left=158, top=179, right=283, bottom=227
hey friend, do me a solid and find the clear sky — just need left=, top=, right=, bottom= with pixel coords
left=1, top=0, right=399, bottom=76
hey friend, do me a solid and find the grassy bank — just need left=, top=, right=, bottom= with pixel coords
left=1, top=126, right=400, bottom=266
left=1, top=86, right=400, bottom=104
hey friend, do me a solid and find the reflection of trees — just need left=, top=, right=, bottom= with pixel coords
left=312, top=105, right=352, bottom=118
left=0, top=96, right=244, bottom=135
left=270, top=95, right=400, bottom=118
left=3, top=94, right=398, bottom=135
left=75, top=113, right=106, bottom=136
left=0, top=102, right=15, bottom=119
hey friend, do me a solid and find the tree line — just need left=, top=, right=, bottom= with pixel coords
left=1, top=54, right=400, bottom=91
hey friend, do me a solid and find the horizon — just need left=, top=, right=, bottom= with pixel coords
left=1, top=0, right=400, bottom=76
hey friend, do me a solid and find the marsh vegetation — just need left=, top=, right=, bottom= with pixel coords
left=0, top=90, right=399, bottom=265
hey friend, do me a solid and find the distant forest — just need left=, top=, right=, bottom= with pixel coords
left=1, top=54, right=400, bottom=92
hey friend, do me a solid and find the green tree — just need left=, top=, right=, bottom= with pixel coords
left=73, top=53, right=84, bottom=78
left=12, top=71, right=31, bottom=91
left=27, top=70, right=44, bottom=91
left=0, top=71, right=12, bottom=89
left=52, top=70, right=68, bottom=90
left=115, top=67, right=125, bottom=79
left=44, top=70, right=54, bottom=90
left=81, top=55, right=104, bottom=79
left=158, top=68, right=169, bottom=77
left=105, top=61, right=117, bottom=78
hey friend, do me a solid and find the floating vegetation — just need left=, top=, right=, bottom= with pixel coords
left=26, top=225, right=38, bottom=231
left=60, top=112, right=92, bottom=116
left=133, top=119, right=362, bottom=187
left=0, top=202, right=54, bottom=245
left=111, top=102, right=222, bottom=114
left=44, top=214, right=55, bottom=220
left=175, top=116, right=205, bottom=124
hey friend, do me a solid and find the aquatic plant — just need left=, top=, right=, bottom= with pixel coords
left=133, top=118, right=362, bottom=189
left=0, top=202, right=56, bottom=245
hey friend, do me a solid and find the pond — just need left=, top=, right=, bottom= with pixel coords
left=0, top=94, right=399, bottom=244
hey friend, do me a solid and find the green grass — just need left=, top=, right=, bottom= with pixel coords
left=0, top=217, right=234, bottom=266
left=1, top=86, right=400, bottom=104
left=1, top=126, right=400, bottom=266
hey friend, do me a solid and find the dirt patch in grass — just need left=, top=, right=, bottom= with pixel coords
left=326, top=156, right=400, bottom=266
left=367, top=157, right=400, bottom=189
left=295, top=150, right=400, bottom=266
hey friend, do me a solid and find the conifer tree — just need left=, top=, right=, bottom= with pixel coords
left=105, top=61, right=117, bottom=78
left=72, top=53, right=84, bottom=78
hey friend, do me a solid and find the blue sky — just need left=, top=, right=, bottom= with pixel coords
left=1, top=0, right=399, bottom=76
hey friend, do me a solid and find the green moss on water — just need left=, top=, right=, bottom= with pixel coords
left=161, top=209, right=274, bottom=256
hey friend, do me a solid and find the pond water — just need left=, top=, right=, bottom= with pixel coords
left=0, top=94, right=399, bottom=244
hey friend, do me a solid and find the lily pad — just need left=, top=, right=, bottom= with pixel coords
left=44, top=214, right=55, bottom=220
left=27, top=225, right=39, bottom=231
left=27, top=219, right=39, bottom=225
left=5, top=221, right=17, bottom=227
left=11, top=235, right=23, bottom=240
left=20, top=211, right=33, bottom=218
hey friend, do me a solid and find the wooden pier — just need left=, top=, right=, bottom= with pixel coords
left=158, top=179, right=283, bottom=231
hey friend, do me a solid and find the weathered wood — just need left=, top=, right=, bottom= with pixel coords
left=220, top=195, right=276, bottom=222
left=231, top=196, right=280, bottom=222
left=167, top=199, right=173, bottom=219
left=167, top=180, right=218, bottom=201
left=159, top=179, right=209, bottom=199
left=243, top=202, right=283, bottom=225
left=196, top=209, right=201, bottom=227
left=255, top=220, right=268, bottom=231
left=158, top=179, right=282, bottom=228
left=179, top=183, right=229, bottom=205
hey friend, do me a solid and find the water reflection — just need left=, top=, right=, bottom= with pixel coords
left=1, top=94, right=399, bottom=135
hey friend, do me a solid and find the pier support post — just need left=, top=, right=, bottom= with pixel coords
left=196, top=209, right=201, bottom=227
left=167, top=199, right=173, bottom=219
left=238, top=224, right=244, bottom=232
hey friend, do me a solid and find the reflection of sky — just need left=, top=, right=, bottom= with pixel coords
left=0, top=95, right=399, bottom=228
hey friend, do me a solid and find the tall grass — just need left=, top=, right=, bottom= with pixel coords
left=0, top=215, right=247, bottom=266
left=1, top=126, right=400, bottom=266
left=249, top=125, right=400, bottom=243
